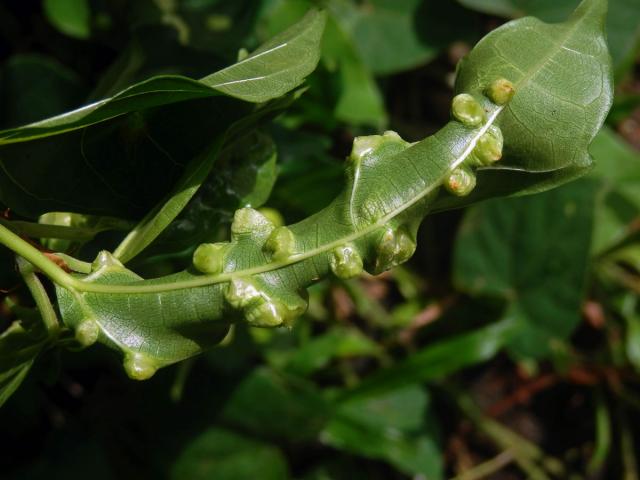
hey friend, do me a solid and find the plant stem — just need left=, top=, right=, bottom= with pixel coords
left=450, top=388, right=565, bottom=480
left=587, top=389, right=611, bottom=475
left=56, top=253, right=92, bottom=274
left=0, top=223, right=77, bottom=289
left=620, top=405, right=639, bottom=480
left=450, top=450, right=515, bottom=480
left=17, top=257, right=60, bottom=336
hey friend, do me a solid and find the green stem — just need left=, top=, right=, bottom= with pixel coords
left=0, top=223, right=78, bottom=289
left=56, top=253, right=92, bottom=274
left=587, top=389, right=611, bottom=475
left=17, top=257, right=60, bottom=336
left=450, top=450, right=514, bottom=480
left=620, top=406, right=639, bottom=480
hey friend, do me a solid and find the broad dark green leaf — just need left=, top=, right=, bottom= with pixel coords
left=454, top=180, right=596, bottom=358
left=328, top=0, right=434, bottom=75
left=221, top=367, right=331, bottom=441
left=171, top=427, right=289, bottom=480
left=322, top=385, right=443, bottom=479
left=329, top=0, right=479, bottom=75
left=458, top=0, right=640, bottom=79
left=0, top=319, right=48, bottom=408
left=0, top=54, right=86, bottom=129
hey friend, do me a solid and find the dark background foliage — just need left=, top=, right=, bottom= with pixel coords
left=1, top=0, right=640, bottom=478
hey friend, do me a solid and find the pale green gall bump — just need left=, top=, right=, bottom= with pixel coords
left=225, top=277, right=262, bottom=309
left=193, top=242, right=229, bottom=274
left=258, top=207, right=285, bottom=227
left=123, top=352, right=158, bottom=380
left=474, top=125, right=503, bottom=165
left=92, top=251, right=125, bottom=272
left=264, top=226, right=296, bottom=261
left=486, top=78, right=515, bottom=105
left=245, top=300, right=285, bottom=327
left=382, top=130, right=403, bottom=141
left=349, top=135, right=385, bottom=162
left=444, top=166, right=476, bottom=196
left=75, top=318, right=100, bottom=347
left=329, top=244, right=363, bottom=279
left=231, top=207, right=274, bottom=238
left=452, top=93, right=486, bottom=127
left=374, top=227, right=416, bottom=274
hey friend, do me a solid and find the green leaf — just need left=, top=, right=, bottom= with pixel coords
left=588, top=127, right=640, bottom=254
left=43, top=0, right=91, bottom=40
left=283, top=326, right=380, bottom=376
left=146, top=131, right=278, bottom=260
left=322, top=385, right=443, bottom=479
left=0, top=10, right=325, bottom=220
left=328, top=0, right=433, bottom=75
left=1, top=214, right=132, bottom=243
left=323, top=15, right=386, bottom=126
left=458, top=0, right=640, bottom=79
left=113, top=137, right=225, bottom=263
left=328, top=0, right=471, bottom=75
left=0, top=8, right=325, bottom=145
left=0, top=319, right=48, bottom=407
left=221, top=367, right=330, bottom=441
left=0, top=54, right=86, bottom=129
left=341, top=320, right=515, bottom=401
left=201, top=9, right=326, bottom=102
left=455, top=0, right=612, bottom=173
left=454, top=180, right=596, bottom=358
left=432, top=0, right=613, bottom=212
left=171, top=427, right=289, bottom=480
left=257, top=1, right=386, bottom=126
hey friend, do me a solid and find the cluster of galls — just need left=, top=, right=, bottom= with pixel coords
left=191, top=79, right=514, bottom=329
left=444, top=78, right=515, bottom=196
left=193, top=207, right=307, bottom=329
